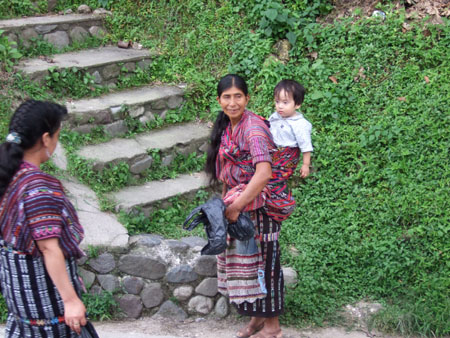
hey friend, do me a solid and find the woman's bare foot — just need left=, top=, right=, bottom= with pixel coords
left=249, top=316, right=282, bottom=338
left=236, top=317, right=265, bottom=338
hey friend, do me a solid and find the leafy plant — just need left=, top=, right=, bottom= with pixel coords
left=82, top=291, right=118, bottom=321
left=45, top=67, right=107, bottom=99
left=0, top=0, right=45, bottom=19
left=87, top=245, right=100, bottom=259
left=0, top=30, right=22, bottom=72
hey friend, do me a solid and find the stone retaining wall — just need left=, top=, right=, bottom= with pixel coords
left=4, top=13, right=107, bottom=50
left=77, top=234, right=298, bottom=320
left=78, top=235, right=229, bottom=319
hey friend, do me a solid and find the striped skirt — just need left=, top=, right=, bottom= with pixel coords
left=217, top=209, right=284, bottom=317
left=0, top=240, right=81, bottom=337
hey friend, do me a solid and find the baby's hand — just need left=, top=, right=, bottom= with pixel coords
left=300, top=164, right=310, bottom=178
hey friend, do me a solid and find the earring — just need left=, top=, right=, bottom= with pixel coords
left=45, top=148, right=51, bottom=159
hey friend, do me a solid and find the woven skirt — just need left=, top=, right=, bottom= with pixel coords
left=217, top=209, right=284, bottom=317
left=0, top=240, right=81, bottom=338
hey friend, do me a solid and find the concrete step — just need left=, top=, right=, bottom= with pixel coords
left=109, top=172, right=210, bottom=215
left=66, top=84, right=186, bottom=129
left=76, top=121, right=211, bottom=175
left=1, top=13, right=107, bottom=49
left=61, top=178, right=129, bottom=250
left=17, top=45, right=155, bottom=84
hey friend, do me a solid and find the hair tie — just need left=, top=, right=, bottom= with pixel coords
left=5, top=132, right=21, bottom=145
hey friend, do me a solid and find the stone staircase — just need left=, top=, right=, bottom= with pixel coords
left=4, top=7, right=213, bottom=247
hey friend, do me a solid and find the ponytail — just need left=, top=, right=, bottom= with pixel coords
left=0, top=143, right=24, bottom=196
left=205, top=111, right=229, bottom=183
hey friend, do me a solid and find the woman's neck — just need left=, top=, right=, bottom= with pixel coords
left=23, top=147, right=44, bottom=168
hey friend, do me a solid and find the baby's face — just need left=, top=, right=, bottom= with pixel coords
left=275, top=90, right=300, bottom=118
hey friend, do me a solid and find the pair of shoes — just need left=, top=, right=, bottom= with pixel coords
left=236, top=323, right=264, bottom=338
left=249, top=328, right=282, bottom=338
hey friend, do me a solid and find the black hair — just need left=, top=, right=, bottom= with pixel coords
left=205, top=74, right=248, bottom=183
left=274, top=79, right=305, bottom=106
left=0, top=100, right=67, bottom=197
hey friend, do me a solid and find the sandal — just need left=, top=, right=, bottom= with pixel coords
left=236, top=322, right=264, bottom=338
left=249, top=328, right=282, bottom=338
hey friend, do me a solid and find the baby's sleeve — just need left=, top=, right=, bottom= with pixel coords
left=294, top=120, right=313, bottom=153
left=23, top=187, right=63, bottom=241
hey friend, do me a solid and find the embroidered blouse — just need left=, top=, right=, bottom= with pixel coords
left=0, top=161, right=84, bottom=258
left=216, top=110, right=298, bottom=222
left=216, top=110, right=274, bottom=187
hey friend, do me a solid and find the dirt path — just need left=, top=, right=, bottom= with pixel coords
left=88, top=316, right=404, bottom=338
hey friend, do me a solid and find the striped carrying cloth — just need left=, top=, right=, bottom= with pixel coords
left=265, top=146, right=300, bottom=222
left=0, top=240, right=81, bottom=337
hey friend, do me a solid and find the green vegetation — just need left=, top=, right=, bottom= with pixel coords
left=0, top=0, right=448, bottom=336
left=0, top=30, right=22, bottom=71
left=0, top=0, right=47, bottom=19
left=82, top=291, right=118, bottom=320
left=119, top=189, right=209, bottom=238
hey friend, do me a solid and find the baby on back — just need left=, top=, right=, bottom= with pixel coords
left=269, top=79, right=313, bottom=178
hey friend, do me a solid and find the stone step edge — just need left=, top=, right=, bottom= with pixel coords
left=17, top=46, right=155, bottom=83
left=75, top=121, right=210, bottom=173
left=110, top=172, right=211, bottom=216
left=66, top=84, right=186, bottom=128
left=0, top=13, right=107, bottom=29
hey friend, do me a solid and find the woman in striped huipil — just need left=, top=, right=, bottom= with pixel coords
left=0, top=100, right=90, bottom=337
left=205, top=75, right=293, bottom=338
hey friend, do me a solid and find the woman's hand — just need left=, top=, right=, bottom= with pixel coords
left=64, top=297, right=87, bottom=335
left=225, top=202, right=241, bottom=223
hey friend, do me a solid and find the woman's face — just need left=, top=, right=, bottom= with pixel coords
left=217, top=86, right=249, bottom=125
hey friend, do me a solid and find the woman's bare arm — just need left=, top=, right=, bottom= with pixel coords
left=225, top=161, right=272, bottom=222
left=37, top=238, right=86, bottom=334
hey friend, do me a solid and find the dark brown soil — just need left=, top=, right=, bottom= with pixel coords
left=321, top=0, right=449, bottom=24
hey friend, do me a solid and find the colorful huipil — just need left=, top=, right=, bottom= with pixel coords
left=0, top=161, right=85, bottom=338
left=216, top=110, right=296, bottom=317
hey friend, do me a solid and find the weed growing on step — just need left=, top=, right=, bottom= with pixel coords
left=144, top=150, right=206, bottom=182
left=0, top=30, right=22, bottom=72
left=45, top=67, right=108, bottom=99
left=20, top=35, right=104, bottom=59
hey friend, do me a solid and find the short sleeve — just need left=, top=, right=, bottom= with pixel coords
left=293, top=120, right=313, bottom=153
left=245, top=120, right=273, bottom=165
left=249, top=135, right=272, bottom=165
left=23, top=188, right=63, bottom=241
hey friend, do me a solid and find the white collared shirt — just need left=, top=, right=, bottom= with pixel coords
left=268, top=111, right=313, bottom=152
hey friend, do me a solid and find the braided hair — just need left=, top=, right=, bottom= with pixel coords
left=205, top=74, right=248, bottom=183
left=0, top=100, right=67, bottom=196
